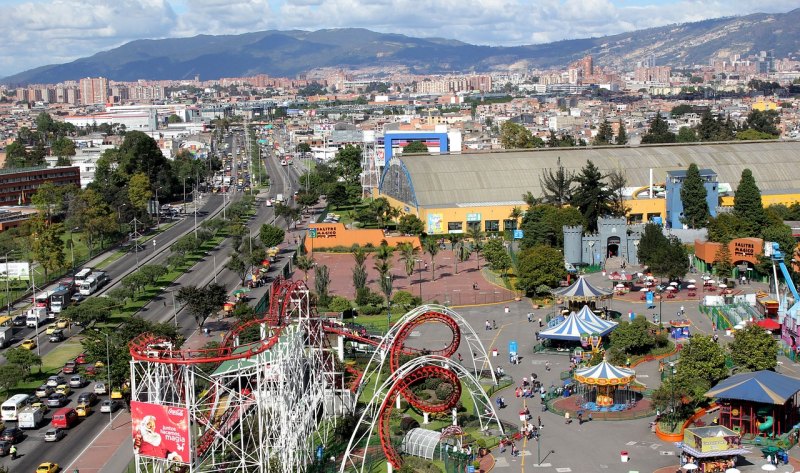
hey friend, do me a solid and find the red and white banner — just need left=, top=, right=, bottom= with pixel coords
left=131, top=401, right=189, bottom=464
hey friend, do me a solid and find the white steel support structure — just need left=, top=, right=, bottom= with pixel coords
left=131, top=285, right=340, bottom=473
left=339, top=355, right=503, bottom=473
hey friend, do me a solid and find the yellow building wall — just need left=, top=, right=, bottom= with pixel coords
left=626, top=199, right=667, bottom=223
left=752, top=100, right=779, bottom=111
left=719, top=193, right=800, bottom=207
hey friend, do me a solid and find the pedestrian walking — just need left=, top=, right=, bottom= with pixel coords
left=538, top=416, right=542, bottom=428
left=457, top=353, right=463, bottom=362
left=493, top=320, right=497, bottom=330
left=545, top=361, right=551, bottom=371
left=538, top=317, right=543, bottom=327
left=485, top=320, right=491, bottom=331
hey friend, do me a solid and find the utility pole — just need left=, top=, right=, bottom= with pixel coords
left=129, top=217, right=143, bottom=266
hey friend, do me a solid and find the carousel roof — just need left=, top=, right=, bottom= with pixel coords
left=574, top=305, right=618, bottom=333
left=552, top=276, right=612, bottom=301
left=574, top=360, right=636, bottom=385
left=539, top=311, right=616, bottom=341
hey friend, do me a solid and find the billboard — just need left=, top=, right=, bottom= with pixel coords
left=132, top=401, right=190, bottom=464
left=0, top=262, right=30, bottom=281
left=427, top=213, right=443, bottom=234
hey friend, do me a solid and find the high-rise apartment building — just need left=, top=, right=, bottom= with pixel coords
left=79, top=77, right=108, bottom=105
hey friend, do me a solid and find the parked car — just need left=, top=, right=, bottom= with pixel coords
left=77, top=392, right=97, bottom=406
left=35, top=385, right=54, bottom=398
left=43, top=428, right=65, bottom=442
left=62, top=361, right=77, bottom=374
left=93, top=382, right=107, bottom=395
left=55, top=384, right=71, bottom=396
left=46, top=393, right=67, bottom=408
left=21, top=338, right=37, bottom=350
left=49, top=330, right=65, bottom=343
left=0, top=440, right=10, bottom=456
left=0, top=427, right=23, bottom=443
left=46, top=376, right=65, bottom=388
left=68, top=375, right=84, bottom=388
left=100, top=399, right=120, bottom=413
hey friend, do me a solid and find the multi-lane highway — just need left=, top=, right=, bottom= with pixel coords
left=0, top=126, right=306, bottom=472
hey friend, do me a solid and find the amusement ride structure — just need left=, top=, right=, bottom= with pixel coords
left=129, top=280, right=501, bottom=472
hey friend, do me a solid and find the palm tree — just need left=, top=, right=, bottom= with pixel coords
left=352, top=245, right=367, bottom=267
left=397, top=242, right=418, bottom=278
left=296, top=255, right=315, bottom=281
left=508, top=206, right=523, bottom=230
left=454, top=240, right=471, bottom=275
left=380, top=273, right=394, bottom=324
left=423, top=238, right=440, bottom=281
left=374, top=259, right=390, bottom=279
left=374, top=242, right=393, bottom=267
left=467, top=227, right=485, bottom=270
left=352, top=245, right=368, bottom=296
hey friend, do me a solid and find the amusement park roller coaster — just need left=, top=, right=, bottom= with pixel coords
left=129, top=278, right=501, bottom=472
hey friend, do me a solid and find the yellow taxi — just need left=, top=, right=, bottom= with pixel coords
left=56, top=318, right=69, bottom=329
left=21, top=338, right=37, bottom=350
left=110, top=389, right=123, bottom=400
left=55, top=384, right=71, bottom=396
left=75, top=403, right=91, bottom=417
left=36, top=463, right=59, bottom=473
left=45, top=323, right=58, bottom=335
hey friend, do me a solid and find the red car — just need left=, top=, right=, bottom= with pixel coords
left=62, top=361, right=77, bottom=374
left=75, top=353, right=86, bottom=364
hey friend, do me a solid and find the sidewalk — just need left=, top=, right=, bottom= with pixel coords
left=66, top=411, right=132, bottom=473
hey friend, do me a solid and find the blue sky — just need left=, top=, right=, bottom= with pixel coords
left=0, top=0, right=797, bottom=77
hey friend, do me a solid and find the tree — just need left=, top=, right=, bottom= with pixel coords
left=466, top=227, right=485, bottom=270
left=500, top=121, right=543, bottom=149
left=744, top=109, right=780, bottom=136
left=296, top=143, right=311, bottom=154
left=733, top=169, right=768, bottom=232
left=515, top=245, right=567, bottom=296
left=676, top=335, right=728, bottom=390
left=728, top=323, right=778, bottom=371
left=0, top=364, right=24, bottom=395
left=397, top=242, right=418, bottom=278
left=65, top=294, right=118, bottom=325
left=539, top=157, right=575, bottom=207
left=379, top=273, right=394, bottom=313
left=592, top=119, right=614, bottom=146
left=3, top=141, right=29, bottom=168
left=226, top=253, right=249, bottom=285
left=171, top=234, right=201, bottom=257
left=30, top=217, right=65, bottom=280
left=423, top=238, right=440, bottom=281
left=176, top=284, right=227, bottom=328
left=403, top=141, right=429, bottom=154
left=333, top=145, right=363, bottom=188
left=71, top=188, right=116, bottom=254
left=315, top=265, right=331, bottom=305
left=641, top=113, right=676, bottom=144
left=51, top=136, right=76, bottom=160
left=397, top=214, right=424, bottom=235
left=128, top=172, right=153, bottom=215
left=680, top=163, right=709, bottom=229
left=570, top=160, right=612, bottom=232
left=5, top=347, right=42, bottom=377
left=167, top=114, right=183, bottom=124
left=259, top=224, right=285, bottom=248
left=677, top=127, right=698, bottom=143
left=714, top=244, right=734, bottom=277
left=139, top=264, right=168, bottom=286
left=296, top=255, right=315, bottom=281
left=607, top=169, right=629, bottom=217
left=616, top=119, right=628, bottom=145
left=637, top=223, right=668, bottom=270
left=610, top=316, right=658, bottom=355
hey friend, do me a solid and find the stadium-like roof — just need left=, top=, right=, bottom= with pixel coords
left=388, top=141, right=800, bottom=208
left=574, top=360, right=635, bottom=385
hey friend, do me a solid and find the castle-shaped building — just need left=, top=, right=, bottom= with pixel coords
left=563, top=217, right=644, bottom=267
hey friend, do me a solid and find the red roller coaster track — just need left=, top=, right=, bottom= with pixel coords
left=129, top=278, right=464, bottom=470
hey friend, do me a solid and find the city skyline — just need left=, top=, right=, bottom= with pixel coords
left=1, top=0, right=798, bottom=77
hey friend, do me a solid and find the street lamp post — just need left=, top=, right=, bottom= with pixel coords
left=416, top=259, right=423, bottom=300
left=171, top=290, right=178, bottom=329
left=213, top=253, right=217, bottom=283
left=95, top=329, right=113, bottom=428
left=4, top=251, right=12, bottom=316
left=155, top=187, right=163, bottom=227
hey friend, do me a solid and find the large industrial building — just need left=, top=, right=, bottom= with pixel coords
left=377, top=140, right=800, bottom=235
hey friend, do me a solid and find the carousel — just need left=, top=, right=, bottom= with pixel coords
left=573, top=360, right=639, bottom=411
left=552, top=276, right=613, bottom=311
left=539, top=305, right=618, bottom=357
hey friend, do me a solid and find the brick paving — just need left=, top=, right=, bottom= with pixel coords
left=299, top=248, right=516, bottom=306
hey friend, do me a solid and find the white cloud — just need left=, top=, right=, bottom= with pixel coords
left=1, top=0, right=797, bottom=77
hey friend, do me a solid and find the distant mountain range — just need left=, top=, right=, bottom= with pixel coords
left=4, top=8, right=800, bottom=85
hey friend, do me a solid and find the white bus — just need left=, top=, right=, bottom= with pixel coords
left=75, top=268, right=93, bottom=285
left=1, top=394, right=32, bottom=422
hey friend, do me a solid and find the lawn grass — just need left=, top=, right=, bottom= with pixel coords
left=6, top=339, right=85, bottom=398
left=95, top=249, right=127, bottom=269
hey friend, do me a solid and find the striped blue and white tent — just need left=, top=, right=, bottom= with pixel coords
left=539, top=311, right=616, bottom=341
left=552, top=276, right=612, bottom=302
left=574, top=360, right=635, bottom=385
left=574, top=305, right=618, bottom=333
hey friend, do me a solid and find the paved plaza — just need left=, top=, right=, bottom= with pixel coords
left=312, top=257, right=800, bottom=473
